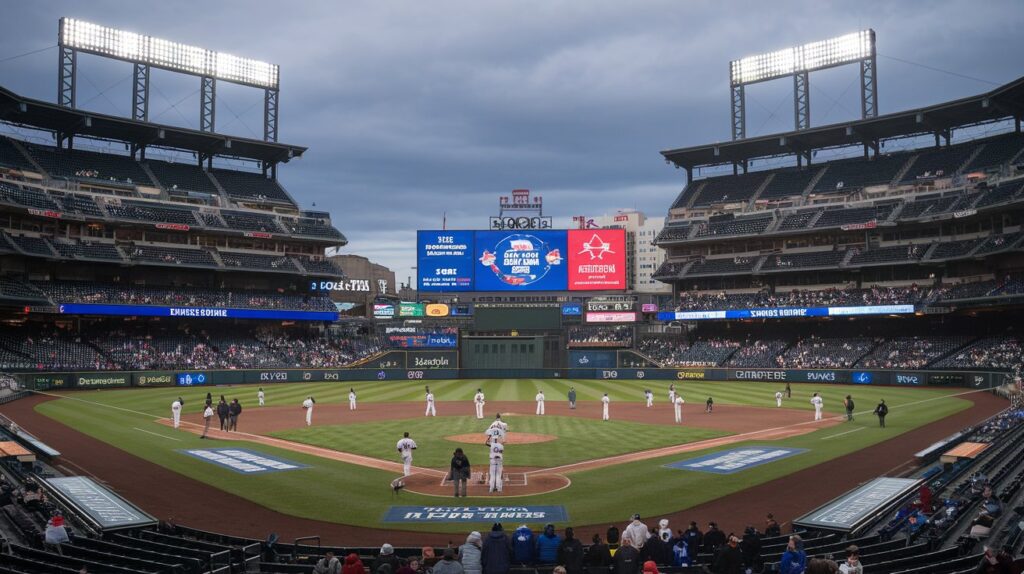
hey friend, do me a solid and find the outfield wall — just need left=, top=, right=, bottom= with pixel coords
left=13, top=366, right=1009, bottom=391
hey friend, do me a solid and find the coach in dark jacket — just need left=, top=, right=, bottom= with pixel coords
left=216, top=398, right=229, bottom=430
left=482, top=523, right=512, bottom=574
left=228, top=399, right=242, bottom=431
left=586, top=534, right=612, bottom=568
left=711, top=536, right=743, bottom=574
left=557, top=527, right=584, bottom=574
left=703, top=522, right=726, bottom=555
left=641, top=527, right=672, bottom=566
left=682, top=522, right=703, bottom=560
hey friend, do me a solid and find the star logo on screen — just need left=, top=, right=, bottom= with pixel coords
left=577, top=234, right=615, bottom=260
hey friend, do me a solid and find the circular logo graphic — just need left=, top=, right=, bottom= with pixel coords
left=478, top=233, right=562, bottom=287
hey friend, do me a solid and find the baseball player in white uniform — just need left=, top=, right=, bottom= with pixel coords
left=645, top=390, right=654, bottom=408
left=673, top=395, right=685, bottom=423
left=349, top=388, right=357, bottom=410
left=775, top=391, right=784, bottom=408
left=602, top=393, right=611, bottom=421
left=302, top=396, right=315, bottom=426
left=668, top=384, right=677, bottom=405
left=488, top=439, right=505, bottom=493
left=811, top=393, right=823, bottom=421
left=487, top=414, right=509, bottom=442
left=535, top=390, right=545, bottom=415
left=170, top=397, right=183, bottom=429
left=396, top=432, right=417, bottom=476
left=257, top=388, right=265, bottom=407
left=425, top=387, right=436, bottom=417
left=474, top=388, right=486, bottom=419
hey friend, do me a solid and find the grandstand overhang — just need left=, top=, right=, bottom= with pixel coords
left=0, top=86, right=305, bottom=165
left=662, top=75, right=1024, bottom=173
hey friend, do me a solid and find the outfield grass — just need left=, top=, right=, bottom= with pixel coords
left=33, top=380, right=974, bottom=531
left=270, top=415, right=728, bottom=468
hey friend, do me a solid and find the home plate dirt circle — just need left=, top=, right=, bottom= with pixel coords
left=400, top=470, right=570, bottom=497
left=445, top=432, right=557, bottom=445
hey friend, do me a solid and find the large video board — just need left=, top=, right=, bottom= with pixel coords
left=417, top=229, right=626, bottom=292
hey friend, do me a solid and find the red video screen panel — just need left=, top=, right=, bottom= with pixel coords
left=567, top=229, right=626, bottom=291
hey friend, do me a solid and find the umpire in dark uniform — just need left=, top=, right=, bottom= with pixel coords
left=873, top=399, right=888, bottom=428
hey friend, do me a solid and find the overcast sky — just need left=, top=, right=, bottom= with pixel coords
left=1, top=1, right=1022, bottom=284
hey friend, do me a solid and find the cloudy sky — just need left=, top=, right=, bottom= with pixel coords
left=1, top=1, right=1022, bottom=283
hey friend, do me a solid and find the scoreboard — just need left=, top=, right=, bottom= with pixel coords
left=417, top=229, right=626, bottom=292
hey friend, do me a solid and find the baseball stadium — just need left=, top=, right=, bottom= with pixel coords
left=0, top=10, right=1022, bottom=574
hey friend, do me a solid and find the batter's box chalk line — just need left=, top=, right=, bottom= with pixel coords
left=441, top=472, right=527, bottom=486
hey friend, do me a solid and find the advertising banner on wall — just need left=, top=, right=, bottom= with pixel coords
left=474, top=231, right=568, bottom=291
left=567, top=229, right=626, bottom=290
left=586, top=311, right=637, bottom=323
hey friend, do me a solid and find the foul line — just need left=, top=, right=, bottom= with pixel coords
left=32, top=390, right=160, bottom=419
left=820, top=427, right=866, bottom=440
left=132, top=427, right=181, bottom=441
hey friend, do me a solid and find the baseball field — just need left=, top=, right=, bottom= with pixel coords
left=0, top=378, right=1003, bottom=542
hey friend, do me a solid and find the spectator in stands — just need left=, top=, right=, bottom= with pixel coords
left=710, top=535, right=743, bottom=574
left=682, top=521, right=703, bottom=559
left=512, top=524, right=535, bottom=565
left=670, top=531, right=691, bottom=567
left=433, top=548, right=465, bottom=574
left=703, top=521, right=726, bottom=554
left=838, top=545, right=862, bottom=574
left=342, top=553, right=365, bottom=574
left=606, top=524, right=620, bottom=548
left=805, top=558, right=838, bottom=574
left=641, top=525, right=671, bottom=566
left=623, top=513, right=650, bottom=549
left=657, top=519, right=671, bottom=542
left=373, top=544, right=401, bottom=574
left=460, top=532, right=482, bottom=574
left=535, top=523, right=561, bottom=565
left=44, top=512, right=70, bottom=555
left=396, top=557, right=423, bottom=574
left=556, top=527, right=584, bottom=574
left=614, top=538, right=640, bottom=574
left=641, top=561, right=658, bottom=574
left=586, top=534, right=612, bottom=568
left=740, top=526, right=762, bottom=572
left=314, top=551, right=342, bottom=574
left=764, top=514, right=781, bottom=537
left=482, top=523, right=512, bottom=574
left=780, top=535, right=807, bottom=574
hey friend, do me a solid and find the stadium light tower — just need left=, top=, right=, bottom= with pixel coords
left=729, top=30, right=876, bottom=140
left=57, top=17, right=281, bottom=141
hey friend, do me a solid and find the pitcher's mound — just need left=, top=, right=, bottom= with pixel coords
left=445, top=432, right=557, bottom=445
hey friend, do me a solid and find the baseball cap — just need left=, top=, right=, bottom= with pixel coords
left=642, top=561, right=659, bottom=574
left=380, top=544, right=394, bottom=555
left=632, top=513, right=641, bottom=520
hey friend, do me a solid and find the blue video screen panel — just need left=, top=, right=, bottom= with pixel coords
left=417, top=231, right=475, bottom=292
left=473, top=231, right=568, bottom=291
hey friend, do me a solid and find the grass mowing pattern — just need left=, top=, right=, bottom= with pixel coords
left=32, top=380, right=973, bottom=531
left=270, top=415, right=727, bottom=469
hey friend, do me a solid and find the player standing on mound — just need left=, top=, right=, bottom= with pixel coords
left=535, top=390, right=545, bottom=415
left=425, top=386, right=437, bottom=417
left=474, top=388, right=486, bottom=419
left=486, top=414, right=508, bottom=443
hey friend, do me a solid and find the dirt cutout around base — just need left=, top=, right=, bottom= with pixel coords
left=445, top=432, right=557, bottom=445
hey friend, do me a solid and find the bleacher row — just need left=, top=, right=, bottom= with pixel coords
left=669, top=131, right=1024, bottom=209
left=0, top=232, right=343, bottom=275
left=1, top=136, right=296, bottom=205
left=638, top=334, right=1023, bottom=371
left=0, top=180, right=344, bottom=240
left=654, top=231, right=1024, bottom=278
left=658, top=179, right=1023, bottom=244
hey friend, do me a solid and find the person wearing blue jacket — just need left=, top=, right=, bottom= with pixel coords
left=512, top=525, right=535, bottom=565
left=535, top=524, right=561, bottom=565
left=779, top=535, right=807, bottom=574
left=482, top=523, right=512, bottom=574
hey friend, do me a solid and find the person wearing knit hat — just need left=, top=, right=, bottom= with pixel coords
left=657, top=519, right=671, bottom=542
left=371, top=544, right=400, bottom=574
left=482, top=523, right=511, bottom=574
left=460, top=531, right=483, bottom=574
left=642, top=560, right=659, bottom=574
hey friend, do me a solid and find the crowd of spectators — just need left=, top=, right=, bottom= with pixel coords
left=671, top=285, right=928, bottom=312
left=638, top=337, right=740, bottom=367
left=33, top=280, right=337, bottom=312
left=0, top=325, right=383, bottom=372
left=776, top=336, right=875, bottom=369
left=934, top=336, right=1024, bottom=371
left=567, top=326, right=633, bottom=348
left=856, top=336, right=972, bottom=369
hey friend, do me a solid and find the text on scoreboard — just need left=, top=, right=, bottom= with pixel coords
left=417, top=229, right=626, bottom=292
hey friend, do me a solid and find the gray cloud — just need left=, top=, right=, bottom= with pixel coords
left=2, top=0, right=1022, bottom=284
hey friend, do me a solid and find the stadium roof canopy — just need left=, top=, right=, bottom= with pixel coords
left=0, top=85, right=306, bottom=164
left=662, top=75, right=1024, bottom=172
